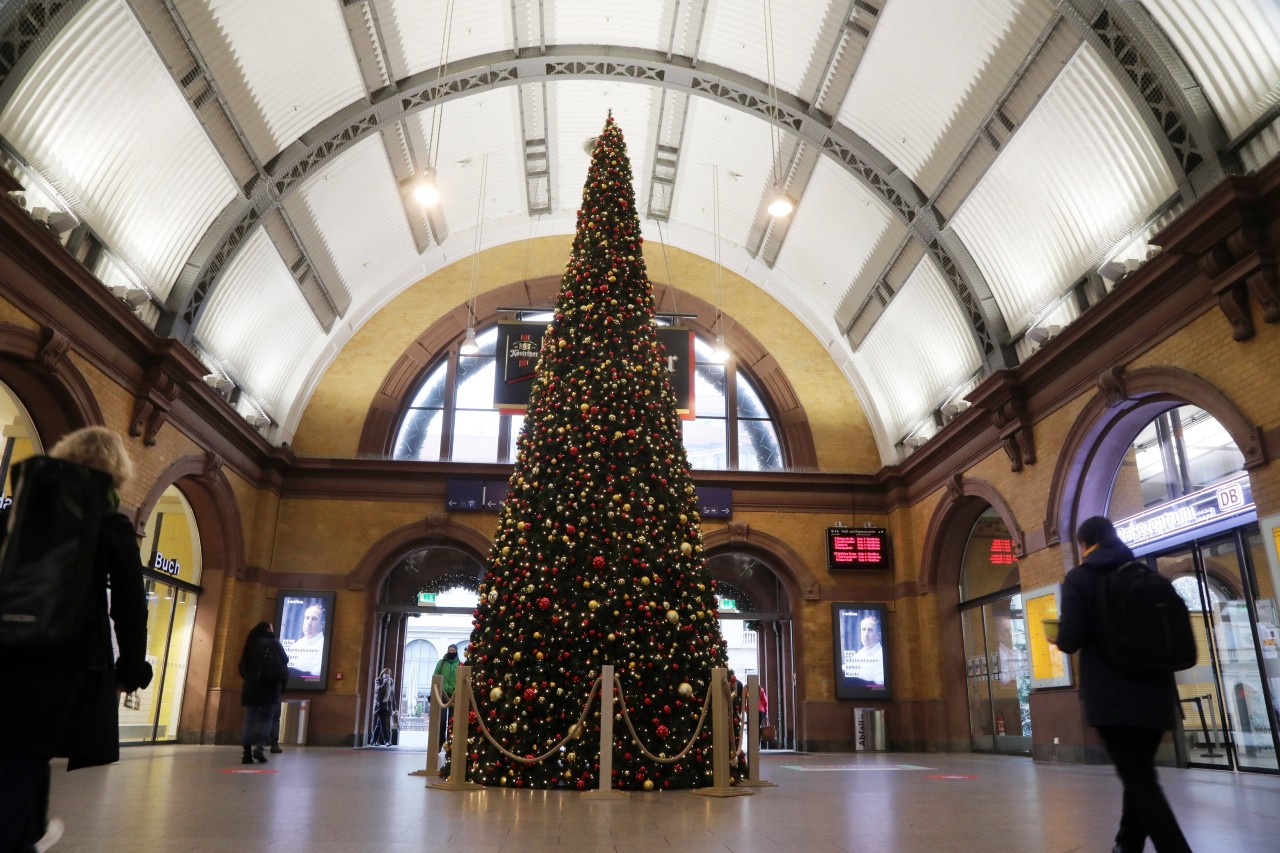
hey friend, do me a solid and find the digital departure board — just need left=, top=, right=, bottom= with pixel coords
left=827, top=527, right=889, bottom=571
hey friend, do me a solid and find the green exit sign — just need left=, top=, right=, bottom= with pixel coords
left=717, top=597, right=736, bottom=611
left=417, top=592, right=437, bottom=605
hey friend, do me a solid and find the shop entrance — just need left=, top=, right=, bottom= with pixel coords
left=1147, top=527, right=1279, bottom=772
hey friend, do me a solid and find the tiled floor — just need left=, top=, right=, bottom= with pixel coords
left=42, top=745, right=1279, bottom=851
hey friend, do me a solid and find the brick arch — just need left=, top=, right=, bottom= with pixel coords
left=917, top=476, right=1024, bottom=752
left=920, top=475, right=1024, bottom=598
left=132, top=452, right=245, bottom=744
left=0, top=323, right=103, bottom=441
left=702, top=525, right=818, bottom=612
left=346, top=515, right=492, bottom=593
left=1044, top=365, right=1264, bottom=553
left=356, top=276, right=818, bottom=467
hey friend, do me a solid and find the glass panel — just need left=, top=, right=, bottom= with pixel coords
left=155, top=586, right=196, bottom=741
left=406, top=364, right=448, bottom=409
left=394, top=408, right=443, bottom=461
left=508, top=414, right=526, bottom=461
left=0, top=381, right=43, bottom=499
left=451, top=409, right=502, bottom=463
left=737, top=419, right=782, bottom=471
left=455, top=357, right=496, bottom=409
left=1118, top=406, right=1245, bottom=511
left=1244, top=529, right=1280, bottom=764
left=961, top=607, right=994, bottom=752
left=682, top=417, right=728, bottom=470
left=119, top=579, right=175, bottom=744
left=473, top=326, right=499, bottom=356
left=1205, top=537, right=1278, bottom=771
left=989, top=596, right=1032, bottom=751
left=735, top=373, right=769, bottom=419
left=693, top=362, right=727, bottom=418
left=1161, top=548, right=1232, bottom=768
left=140, top=487, right=203, bottom=587
left=958, top=508, right=1019, bottom=602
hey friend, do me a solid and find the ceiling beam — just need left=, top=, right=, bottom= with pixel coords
left=342, top=0, right=434, bottom=255
left=121, top=0, right=348, bottom=343
left=749, top=0, right=882, bottom=264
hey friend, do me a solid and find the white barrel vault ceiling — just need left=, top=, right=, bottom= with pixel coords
left=0, top=0, right=1276, bottom=463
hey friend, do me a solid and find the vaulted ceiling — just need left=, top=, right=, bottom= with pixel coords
left=1, top=0, right=1277, bottom=464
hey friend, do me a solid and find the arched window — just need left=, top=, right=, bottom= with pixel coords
left=392, top=325, right=784, bottom=470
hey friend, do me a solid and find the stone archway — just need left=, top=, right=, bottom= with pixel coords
left=135, top=452, right=246, bottom=744
left=1045, top=364, right=1265, bottom=556
left=918, top=476, right=1026, bottom=753
left=0, top=323, right=103, bottom=440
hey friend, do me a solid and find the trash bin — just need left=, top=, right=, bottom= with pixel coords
left=854, top=708, right=885, bottom=751
left=280, top=699, right=310, bottom=746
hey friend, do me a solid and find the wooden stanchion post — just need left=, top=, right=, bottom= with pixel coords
left=694, top=666, right=752, bottom=798
left=738, top=674, right=775, bottom=787
left=429, top=665, right=482, bottom=791
left=584, top=665, right=625, bottom=798
left=409, top=674, right=443, bottom=779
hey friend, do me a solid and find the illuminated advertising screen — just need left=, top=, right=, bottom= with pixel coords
left=827, top=527, right=889, bottom=571
left=274, top=590, right=335, bottom=692
left=832, top=602, right=890, bottom=700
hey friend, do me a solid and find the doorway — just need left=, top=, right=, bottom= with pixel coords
left=1148, top=527, right=1279, bottom=772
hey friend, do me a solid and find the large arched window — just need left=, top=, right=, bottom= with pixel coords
left=392, top=325, right=784, bottom=470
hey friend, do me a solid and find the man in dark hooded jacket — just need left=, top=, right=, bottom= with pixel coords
left=1054, top=516, right=1191, bottom=853
left=238, top=621, right=289, bottom=764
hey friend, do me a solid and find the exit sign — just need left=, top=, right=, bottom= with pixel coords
left=417, top=592, right=437, bottom=605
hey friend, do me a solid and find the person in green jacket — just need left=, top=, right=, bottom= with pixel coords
left=433, top=645, right=459, bottom=748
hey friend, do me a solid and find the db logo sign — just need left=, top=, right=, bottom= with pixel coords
left=1216, top=483, right=1245, bottom=511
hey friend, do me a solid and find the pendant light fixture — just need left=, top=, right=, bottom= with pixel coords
left=763, top=0, right=793, bottom=219
left=711, top=165, right=730, bottom=364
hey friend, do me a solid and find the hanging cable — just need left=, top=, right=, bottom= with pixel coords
left=762, top=0, right=793, bottom=218
left=460, top=153, right=488, bottom=355
left=712, top=165, right=729, bottom=363
left=420, top=0, right=457, bottom=202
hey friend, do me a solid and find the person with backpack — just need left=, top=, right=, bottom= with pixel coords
left=0, top=426, right=152, bottom=852
left=1053, top=516, right=1192, bottom=853
left=238, top=622, right=289, bottom=765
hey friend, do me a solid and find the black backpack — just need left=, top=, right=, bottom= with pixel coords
left=1098, top=559, right=1197, bottom=675
left=0, top=455, right=111, bottom=647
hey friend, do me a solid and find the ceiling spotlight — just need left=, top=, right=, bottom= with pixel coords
left=902, top=435, right=927, bottom=449
left=109, top=285, right=150, bottom=308
left=941, top=399, right=971, bottom=417
left=202, top=374, right=234, bottom=393
left=459, top=326, right=479, bottom=355
left=411, top=168, right=440, bottom=207
left=766, top=184, right=794, bottom=218
left=245, top=412, right=271, bottom=429
left=1026, top=324, right=1063, bottom=345
left=711, top=334, right=730, bottom=363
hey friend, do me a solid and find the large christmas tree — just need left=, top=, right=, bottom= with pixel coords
left=456, top=114, right=734, bottom=790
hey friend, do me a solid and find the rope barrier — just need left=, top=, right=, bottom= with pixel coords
left=464, top=675, right=604, bottom=766
left=612, top=676, right=715, bottom=764
left=455, top=669, right=743, bottom=773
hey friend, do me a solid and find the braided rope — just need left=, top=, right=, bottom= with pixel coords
left=612, top=676, right=714, bottom=764
left=465, top=675, right=604, bottom=766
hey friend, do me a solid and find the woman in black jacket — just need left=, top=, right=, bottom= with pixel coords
left=1054, top=516, right=1191, bottom=853
left=0, top=427, right=152, bottom=852
left=238, top=622, right=289, bottom=764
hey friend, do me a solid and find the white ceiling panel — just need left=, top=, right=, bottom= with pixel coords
left=852, top=258, right=983, bottom=444
left=667, top=95, right=777, bottom=248
left=420, top=87, right=528, bottom=233
left=950, top=45, right=1178, bottom=335
left=699, top=0, right=833, bottom=96
left=546, top=81, right=657, bottom=220
left=196, top=228, right=330, bottom=417
left=1142, top=0, right=1280, bottom=139
left=0, top=0, right=239, bottom=300
left=773, top=157, right=902, bottom=322
left=382, top=0, right=510, bottom=78
left=547, top=0, right=664, bottom=51
left=175, top=0, right=365, bottom=163
left=287, top=135, right=420, bottom=308
left=839, top=0, right=1051, bottom=192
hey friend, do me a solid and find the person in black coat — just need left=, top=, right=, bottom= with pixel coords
left=371, top=668, right=395, bottom=746
left=238, top=621, right=289, bottom=764
left=1053, top=516, right=1191, bottom=853
left=0, top=427, right=152, bottom=852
